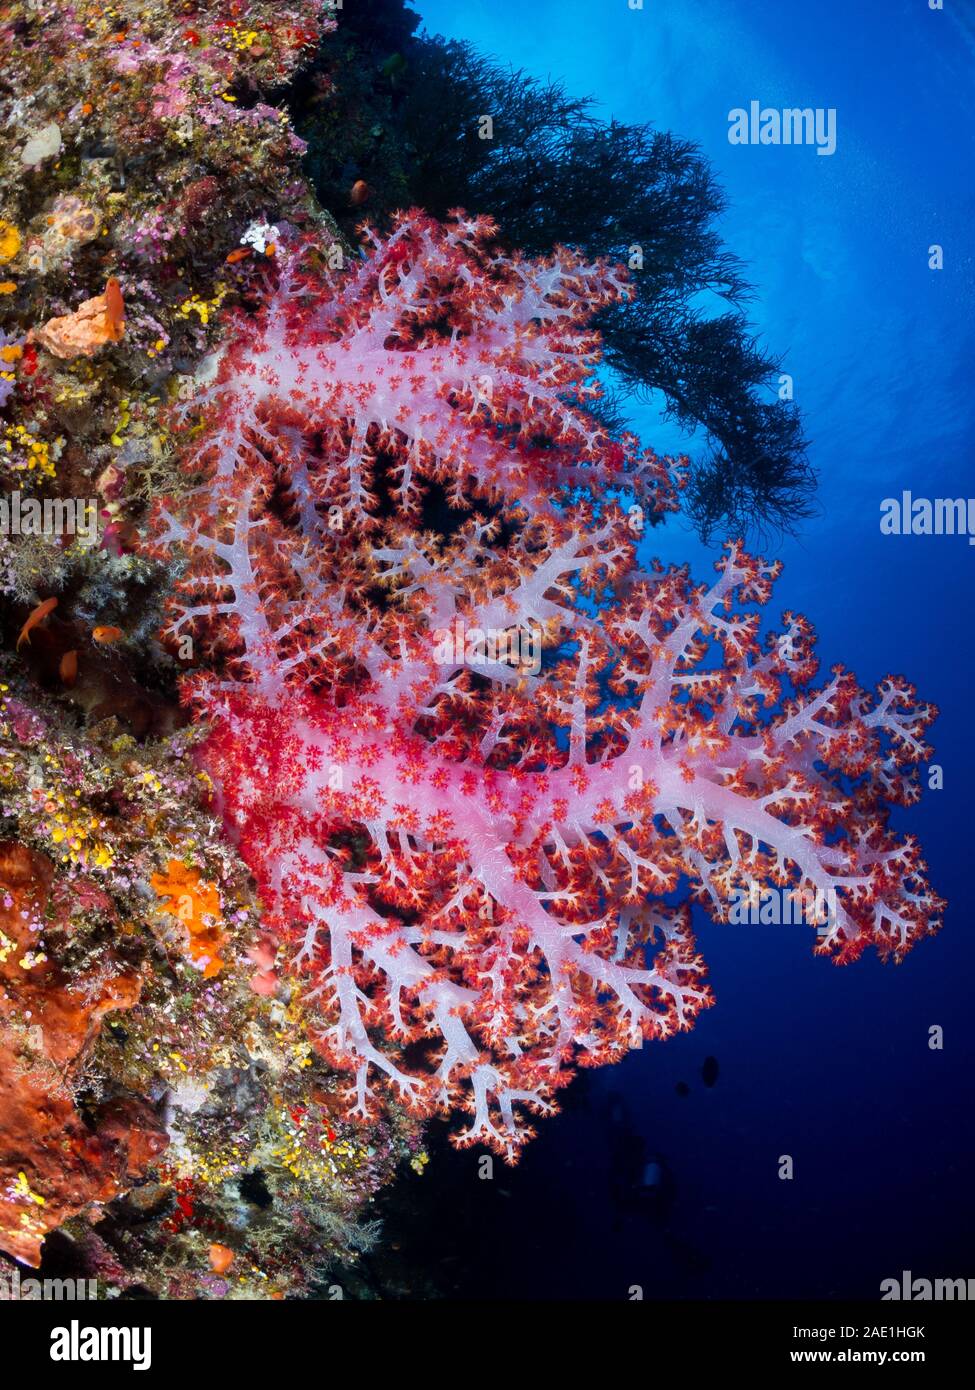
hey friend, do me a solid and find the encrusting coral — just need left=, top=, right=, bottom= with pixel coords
left=0, top=670, right=422, bottom=1293
left=0, top=0, right=339, bottom=590
left=0, top=836, right=161, bottom=1267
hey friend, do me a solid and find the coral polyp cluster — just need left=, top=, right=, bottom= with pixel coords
left=151, top=218, right=943, bottom=1158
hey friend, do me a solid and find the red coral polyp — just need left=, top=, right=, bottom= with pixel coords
left=150, top=214, right=943, bottom=1159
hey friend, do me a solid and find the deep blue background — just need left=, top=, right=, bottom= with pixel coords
left=398, top=0, right=974, bottom=1299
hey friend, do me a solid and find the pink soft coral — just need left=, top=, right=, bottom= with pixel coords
left=149, top=214, right=943, bottom=1158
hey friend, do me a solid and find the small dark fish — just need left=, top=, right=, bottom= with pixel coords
left=701, top=1055, right=719, bottom=1088
left=675, top=1081, right=690, bottom=1097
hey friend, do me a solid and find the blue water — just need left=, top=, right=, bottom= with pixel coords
left=408, top=0, right=974, bottom=1298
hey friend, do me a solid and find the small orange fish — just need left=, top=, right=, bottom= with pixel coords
left=349, top=179, right=370, bottom=207
left=92, top=625, right=123, bottom=645
left=225, top=247, right=251, bottom=264
left=16, top=597, right=57, bottom=650
left=104, top=277, right=125, bottom=340
left=59, top=649, right=78, bottom=687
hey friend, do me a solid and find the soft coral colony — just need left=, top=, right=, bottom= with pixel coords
left=152, top=213, right=944, bottom=1160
